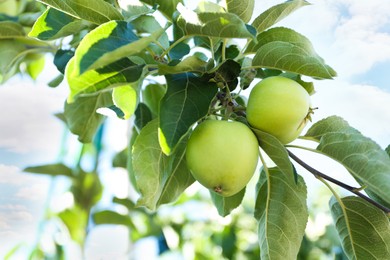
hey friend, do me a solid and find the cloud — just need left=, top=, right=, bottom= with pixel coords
left=0, top=77, right=67, bottom=154
left=311, top=79, right=390, bottom=147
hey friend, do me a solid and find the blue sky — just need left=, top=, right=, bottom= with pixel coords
left=1, top=0, right=390, bottom=258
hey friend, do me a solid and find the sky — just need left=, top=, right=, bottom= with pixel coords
left=1, top=0, right=390, bottom=258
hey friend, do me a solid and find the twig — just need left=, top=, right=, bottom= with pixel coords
left=287, top=150, right=390, bottom=215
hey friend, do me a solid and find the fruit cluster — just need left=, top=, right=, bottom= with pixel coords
left=186, top=76, right=311, bottom=196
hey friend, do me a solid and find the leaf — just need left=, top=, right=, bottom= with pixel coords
left=28, top=8, right=89, bottom=40
left=251, top=0, right=310, bottom=33
left=255, top=167, right=308, bottom=260
left=121, top=0, right=154, bottom=21
left=329, top=196, right=390, bottom=259
left=143, top=83, right=166, bottom=116
left=71, top=171, right=102, bottom=209
left=127, top=127, right=140, bottom=193
left=131, top=15, right=170, bottom=51
left=71, top=20, right=164, bottom=75
left=226, top=0, right=254, bottom=23
left=24, top=163, right=73, bottom=177
left=0, top=21, right=25, bottom=38
left=250, top=27, right=336, bottom=79
left=0, top=39, right=26, bottom=83
left=251, top=128, right=294, bottom=179
left=196, top=1, right=225, bottom=13
left=204, top=59, right=241, bottom=91
left=158, top=56, right=209, bottom=75
left=168, top=42, right=190, bottom=60
left=306, top=116, right=390, bottom=205
left=113, top=197, right=136, bottom=211
left=134, top=103, right=153, bottom=131
left=386, top=144, right=390, bottom=157
left=112, top=84, right=138, bottom=119
left=65, top=57, right=144, bottom=102
left=54, top=49, right=74, bottom=74
left=36, top=0, right=123, bottom=24
left=158, top=73, right=218, bottom=155
left=140, top=0, right=183, bottom=19
left=93, top=210, right=135, bottom=228
left=210, top=188, right=246, bottom=217
left=64, top=92, right=113, bottom=143
left=132, top=119, right=195, bottom=211
left=58, top=207, right=88, bottom=244
left=26, top=54, right=45, bottom=80
left=305, top=115, right=360, bottom=140
left=176, top=3, right=255, bottom=40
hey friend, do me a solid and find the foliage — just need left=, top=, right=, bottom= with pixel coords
left=1, top=0, right=389, bottom=259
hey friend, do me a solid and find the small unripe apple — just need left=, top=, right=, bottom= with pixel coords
left=186, top=120, right=259, bottom=197
left=246, top=76, right=311, bottom=144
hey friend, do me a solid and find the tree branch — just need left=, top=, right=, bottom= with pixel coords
left=287, top=150, right=390, bottom=215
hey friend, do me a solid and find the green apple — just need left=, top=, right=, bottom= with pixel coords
left=246, top=76, right=311, bottom=144
left=186, top=120, right=259, bottom=197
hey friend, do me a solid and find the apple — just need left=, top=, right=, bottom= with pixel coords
left=186, top=120, right=259, bottom=197
left=246, top=76, right=311, bottom=144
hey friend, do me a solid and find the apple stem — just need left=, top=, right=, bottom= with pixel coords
left=287, top=150, right=390, bottom=215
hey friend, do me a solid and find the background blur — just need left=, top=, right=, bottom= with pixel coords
left=1, top=0, right=390, bottom=259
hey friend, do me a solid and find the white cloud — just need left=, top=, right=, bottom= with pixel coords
left=311, top=80, right=390, bottom=147
left=0, top=77, right=67, bottom=154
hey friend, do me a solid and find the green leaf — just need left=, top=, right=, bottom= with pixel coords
left=58, top=207, right=88, bottom=244
left=204, top=59, right=241, bottom=91
left=93, top=210, right=135, bottom=228
left=121, top=0, right=154, bottom=21
left=36, top=0, right=123, bottom=24
left=113, top=197, right=136, bottom=211
left=29, top=8, right=89, bottom=41
left=306, top=116, right=390, bottom=205
left=226, top=0, right=254, bottom=23
left=64, top=92, right=113, bottom=143
left=65, top=57, right=144, bottom=102
left=305, top=116, right=360, bottom=140
left=252, top=128, right=294, bottom=179
left=143, top=83, right=166, bottom=116
left=250, top=27, right=337, bottom=79
left=0, top=39, right=26, bottom=83
left=168, top=42, right=190, bottom=60
left=71, top=20, right=164, bottom=74
left=26, top=54, right=45, bottom=80
left=385, top=144, right=390, bottom=157
left=127, top=127, right=140, bottom=192
left=48, top=74, right=64, bottom=88
left=140, top=0, right=183, bottom=19
left=134, top=103, right=153, bottom=131
left=158, top=56, right=209, bottom=75
left=0, top=21, right=25, bottom=38
left=329, top=196, right=390, bottom=259
left=24, top=163, right=73, bottom=177
left=131, top=15, right=170, bottom=51
left=251, top=0, right=310, bottom=33
left=112, top=84, right=138, bottom=119
left=210, top=188, right=246, bottom=217
left=71, top=171, right=102, bottom=209
left=158, top=73, right=218, bottom=155
left=255, top=167, right=308, bottom=260
left=176, top=3, right=255, bottom=40
left=132, top=119, right=195, bottom=211
left=54, top=49, right=74, bottom=74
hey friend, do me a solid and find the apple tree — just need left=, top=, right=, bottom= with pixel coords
left=1, top=0, right=389, bottom=259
